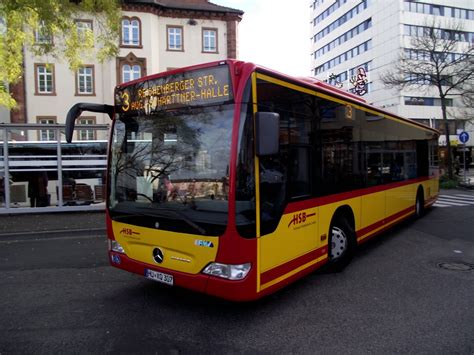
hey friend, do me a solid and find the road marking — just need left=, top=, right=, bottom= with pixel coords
left=433, top=201, right=464, bottom=207
left=434, top=201, right=467, bottom=207
left=453, top=194, right=474, bottom=199
left=433, top=194, right=474, bottom=208
left=439, top=196, right=474, bottom=204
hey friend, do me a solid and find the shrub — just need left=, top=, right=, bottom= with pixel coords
left=439, top=174, right=459, bottom=189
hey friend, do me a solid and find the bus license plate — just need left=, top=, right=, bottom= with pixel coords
left=145, top=269, right=174, bottom=286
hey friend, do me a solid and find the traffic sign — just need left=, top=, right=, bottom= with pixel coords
left=459, top=131, right=469, bottom=144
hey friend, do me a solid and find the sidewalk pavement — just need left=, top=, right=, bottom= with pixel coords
left=0, top=211, right=106, bottom=238
left=458, top=167, right=474, bottom=189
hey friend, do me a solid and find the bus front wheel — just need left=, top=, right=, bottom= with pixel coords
left=328, top=217, right=355, bottom=271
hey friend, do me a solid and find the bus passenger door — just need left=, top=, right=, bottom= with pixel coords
left=253, top=72, right=321, bottom=292
left=258, top=147, right=320, bottom=291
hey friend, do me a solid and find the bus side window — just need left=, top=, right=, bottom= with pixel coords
left=367, top=151, right=382, bottom=186
left=288, top=147, right=311, bottom=198
left=416, top=141, right=429, bottom=177
left=318, top=98, right=363, bottom=195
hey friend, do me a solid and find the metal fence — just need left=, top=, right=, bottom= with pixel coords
left=1, top=124, right=109, bottom=214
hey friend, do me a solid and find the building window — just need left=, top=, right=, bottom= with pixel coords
left=76, top=20, right=93, bottom=41
left=37, top=117, right=57, bottom=141
left=122, top=64, right=141, bottom=83
left=312, top=0, right=370, bottom=42
left=202, top=28, right=218, bottom=53
left=404, top=1, right=474, bottom=20
left=34, top=64, right=55, bottom=95
left=117, top=53, right=146, bottom=84
left=313, top=0, right=348, bottom=26
left=404, top=96, right=453, bottom=106
left=167, top=26, right=183, bottom=51
left=433, top=119, right=463, bottom=135
left=76, top=66, right=95, bottom=95
left=121, top=17, right=141, bottom=47
left=34, top=20, right=53, bottom=44
left=404, top=24, right=473, bottom=43
left=314, top=40, right=372, bottom=75
left=78, top=117, right=96, bottom=141
left=314, top=19, right=371, bottom=59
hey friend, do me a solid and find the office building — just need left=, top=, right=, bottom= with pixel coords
left=310, top=0, right=474, bottom=149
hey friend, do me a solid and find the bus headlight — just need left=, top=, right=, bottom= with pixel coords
left=108, top=240, right=125, bottom=254
left=202, top=263, right=251, bottom=280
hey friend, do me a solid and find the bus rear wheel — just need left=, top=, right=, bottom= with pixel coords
left=328, top=217, right=355, bottom=271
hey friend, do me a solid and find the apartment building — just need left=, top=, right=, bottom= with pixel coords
left=310, top=0, right=474, bottom=149
left=6, top=0, right=243, bottom=140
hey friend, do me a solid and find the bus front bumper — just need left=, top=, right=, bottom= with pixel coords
left=108, top=251, right=259, bottom=301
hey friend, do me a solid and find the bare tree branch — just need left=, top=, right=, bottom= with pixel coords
left=380, top=18, right=474, bottom=179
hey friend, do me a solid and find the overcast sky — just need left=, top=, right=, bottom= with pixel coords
left=214, top=0, right=311, bottom=77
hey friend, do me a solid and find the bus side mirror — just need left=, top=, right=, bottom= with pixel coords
left=65, top=103, right=114, bottom=143
left=255, top=112, right=280, bottom=156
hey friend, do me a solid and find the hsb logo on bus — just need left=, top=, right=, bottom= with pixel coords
left=288, top=212, right=316, bottom=228
left=120, top=228, right=139, bottom=236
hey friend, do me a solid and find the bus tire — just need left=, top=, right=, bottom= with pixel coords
left=415, top=188, right=424, bottom=218
left=328, top=216, right=356, bottom=272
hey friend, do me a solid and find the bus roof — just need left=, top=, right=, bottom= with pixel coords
left=251, top=61, right=439, bottom=136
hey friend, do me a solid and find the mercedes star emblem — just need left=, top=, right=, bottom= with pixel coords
left=152, top=247, right=164, bottom=264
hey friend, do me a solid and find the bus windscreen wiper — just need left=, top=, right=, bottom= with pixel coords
left=114, top=206, right=206, bottom=235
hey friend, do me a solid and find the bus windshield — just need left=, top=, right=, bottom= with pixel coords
left=108, top=103, right=234, bottom=236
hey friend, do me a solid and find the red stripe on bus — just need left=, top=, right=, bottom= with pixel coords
left=260, top=245, right=327, bottom=285
left=356, top=205, right=415, bottom=241
left=260, top=202, right=422, bottom=287
left=284, top=177, right=431, bottom=214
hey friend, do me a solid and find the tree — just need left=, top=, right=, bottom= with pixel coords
left=381, top=19, right=474, bottom=179
left=0, top=0, right=120, bottom=109
left=459, top=81, right=474, bottom=122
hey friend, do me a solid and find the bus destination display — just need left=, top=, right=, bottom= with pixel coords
left=117, top=65, right=233, bottom=114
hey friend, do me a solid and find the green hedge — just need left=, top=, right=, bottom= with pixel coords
left=439, top=174, right=459, bottom=189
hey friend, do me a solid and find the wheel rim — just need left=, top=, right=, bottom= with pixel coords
left=330, top=226, right=347, bottom=260
left=416, top=197, right=422, bottom=216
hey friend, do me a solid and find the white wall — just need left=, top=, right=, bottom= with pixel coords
left=158, top=17, right=228, bottom=72
left=20, top=9, right=232, bottom=131
left=24, top=13, right=112, bottom=130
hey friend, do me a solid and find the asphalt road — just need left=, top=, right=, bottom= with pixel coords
left=1, top=191, right=473, bottom=353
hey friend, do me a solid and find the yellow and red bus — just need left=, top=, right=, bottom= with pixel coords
left=66, top=60, right=439, bottom=301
